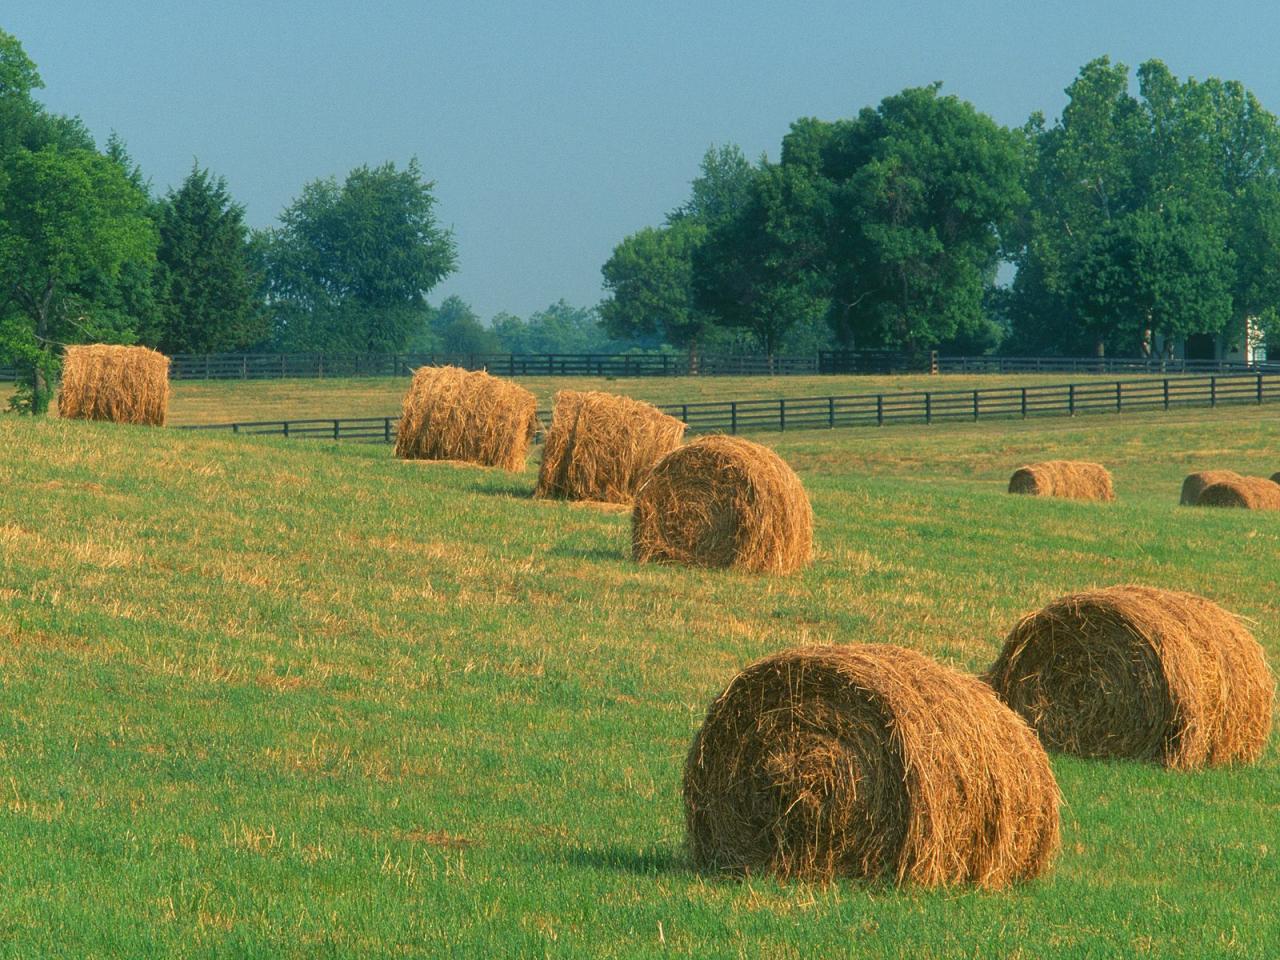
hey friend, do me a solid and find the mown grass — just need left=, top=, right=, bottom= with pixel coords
left=158, top=371, right=1172, bottom=425
left=0, top=402, right=1277, bottom=957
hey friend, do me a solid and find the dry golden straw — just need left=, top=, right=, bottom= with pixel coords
left=684, top=644, right=1060, bottom=887
left=57, top=344, right=170, bottom=426
left=987, top=585, right=1274, bottom=769
left=1008, top=460, right=1115, bottom=501
left=1179, top=470, right=1243, bottom=506
left=632, top=435, right=813, bottom=574
left=1196, top=476, right=1280, bottom=510
left=534, top=390, right=686, bottom=504
left=394, top=365, right=537, bottom=471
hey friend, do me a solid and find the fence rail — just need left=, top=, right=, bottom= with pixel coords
left=5, top=351, right=1277, bottom=383
left=176, top=371, right=1280, bottom=443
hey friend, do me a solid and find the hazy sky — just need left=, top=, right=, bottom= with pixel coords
left=8, top=2, right=1280, bottom=319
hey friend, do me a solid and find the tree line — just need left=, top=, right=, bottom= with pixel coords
left=602, top=58, right=1280, bottom=363
left=5, top=22, right=1280, bottom=414
left=0, top=29, right=615, bottom=413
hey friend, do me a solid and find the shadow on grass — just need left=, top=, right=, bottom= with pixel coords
left=468, top=481, right=535, bottom=499
left=563, top=844, right=689, bottom=877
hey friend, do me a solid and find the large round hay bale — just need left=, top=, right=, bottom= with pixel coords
left=394, top=365, right=537, bottom=471
left=684, top=644, right=1060, bottom=887
left=534, top=390, right=686, bottom=504
left=57, top=344, right=170, bottom=426
left=987, top=586, right=1274, bottom=769
left=1196, top=476, right=1280, bottom=510
left=1179, top=470, right=1243, bottom=506
left=631, top=435, right=812, bottom=574
left=1008, top=460, right=1115, bottom=501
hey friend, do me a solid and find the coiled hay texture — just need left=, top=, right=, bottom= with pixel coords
left=988, top=586, right=1274, bottom=769
left=1008, top=460, right=1115, bottom=501
left=394, top=365, right=537, bottom=471
left=534, top=390, right=686, bottom=504
left=57, top=344, right=170, bottom=426
left=1196, top=476, right=1280, bottom=510
left=1179, top=470, right=1243, bottom=506
left=632, top=435, right=812, bottom=575
left=684, top=644, right=1060, bottom=888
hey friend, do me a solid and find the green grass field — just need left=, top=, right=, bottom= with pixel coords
left=157, top=371, right=1171, bottom=425
left=1, top=396, right=1278, bottom=957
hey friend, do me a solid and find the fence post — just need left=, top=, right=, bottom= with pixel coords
left=828, top=396, right=835, bottom=428
left=1115, top=380, right=1122, bottom=413
left=1210, top=376, right=1217, bottom=407
left=730, top=401, right=738, bottom=434
left=1258, top=372, right=1264, bottom=405
left=241, top=355, right=247, bottom=380
left=681, top=404, right=688, bottom=423
left=779, top=398, right=786, bottom=431
left=1164, top=378, right=1170, bottom=410
left=283, top=421, right=289, bottom=438
left=925, top=392, right=932, bottom=424
left=233, top=423, right=239, bottom=434
left=1021, top=387, right=1027, bottom=418
left=333, top=419, right=340, bottom=440
left=972, top=390, right=979, bottom=421
left=205, top=355, right=211, bottom=379
left=1068, top=383, right=1075, bottom=416
left=876, top=394, right=884, bottom=426
left=385, top=417, right=392, bottom=443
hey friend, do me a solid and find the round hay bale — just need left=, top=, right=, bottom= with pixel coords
left=987, top=585, right=1274, bottom=769
left=1197, top=476, right=1280, bottom=510
left=1008, top=460, right=1115, bottom=501
left=394, top=365, right=537, bottom=471
left=1179, top=470, right=1243, bottom=506
left=684, top=644, right=1060, bottom=887
left=534, top=390, right=686, bottom=504
left=57, top=344, right=170, bottom=426
left=631, top=435, right=813, bottom=575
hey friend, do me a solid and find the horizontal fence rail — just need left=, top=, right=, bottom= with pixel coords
left=163, top=351, right=821, bottom=381
left=175, top=371, right=1280, bottom=444
left=5, top=352, right=1275, bottom=383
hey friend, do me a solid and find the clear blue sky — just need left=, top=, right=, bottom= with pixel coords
left=8, top=1, right=1280, bottom=320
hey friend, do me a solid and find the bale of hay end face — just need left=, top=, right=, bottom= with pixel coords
left=394, top=366, right=537, bottom=471
left=632, top=435, right=812, bottom=575
left=684, top=644, right=1060, bottom=888
left=1197, top=476, right=1280, bottom=510
left=987, top=586, right=1274, bottom=770
left=534, top=390, right=686, bottom=504
left=1179, top=470, right=1243, bottom=506
left=1008, top=460, right=1115, bottom=501
left=57, top=344, right=170, bottom=426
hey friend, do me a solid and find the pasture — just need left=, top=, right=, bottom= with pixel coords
left=156, top=371, right=1174, bottom=426
left=0, top=393, right=1277, bottom=957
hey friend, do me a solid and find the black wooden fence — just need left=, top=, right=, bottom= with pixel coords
left=935, top=355, right=1280, bottom=375
left=176, top=371, right=1280, bottom=443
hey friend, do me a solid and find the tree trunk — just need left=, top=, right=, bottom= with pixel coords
left=687, top=336, right=698, bottom=376
left=32, top=302, right=52, bottom=415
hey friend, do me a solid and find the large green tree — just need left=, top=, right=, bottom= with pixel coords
left=263, top=159, right=456, bottom=352
left=599, top=145, right=756, bottom=363
left=1009, top=57, right=1280, bottom=356
left=0, top=145, right=156, bottom=412
left=153, top=163, right=265, bottom=353
left=783, top=85, right=1026, bottom=351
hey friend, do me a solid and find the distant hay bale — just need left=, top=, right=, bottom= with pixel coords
left=394, top=365, right=537, bottom=471
left=1179, top=470, right=1243, bottom=506
left=1196, top=476, right=1280, bottom=510
left=632, top=435, right=812, bottom=575
left=987, top=586, right=1274, bottom=769
left=684, top=644, right=1060, bottom=887
left=534, top=390, right=686, bottom=504
left=57, top=344, right=170, bottom=426
left=1008, top=460, right=1115, bottom=501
